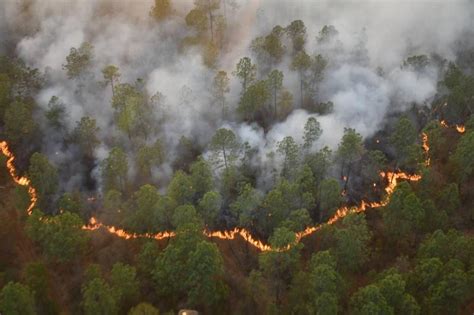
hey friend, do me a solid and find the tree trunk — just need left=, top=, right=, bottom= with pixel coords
left=207, top=0, right=214, bottom=42
left=222, top=146, right=228, bottom=170
left=300, top=73, right=304, bottom=108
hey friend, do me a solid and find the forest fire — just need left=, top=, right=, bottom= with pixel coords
left=0, top=141, right=37, bottom=215
left=0, top=122, right=465, bottom=252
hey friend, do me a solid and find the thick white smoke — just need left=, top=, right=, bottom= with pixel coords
left=1, top=0, right=473, bottom=191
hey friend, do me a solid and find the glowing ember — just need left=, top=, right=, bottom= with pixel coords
left=0, top=121, right=464, bottom=252
left=456, top=125, right=466, bottom=133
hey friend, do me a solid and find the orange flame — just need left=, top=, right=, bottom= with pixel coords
left=0, top=121, right=463, bottom=252
left=0, top=141, right=37, bottom=215
left=456, top=125, right=466, bottom=133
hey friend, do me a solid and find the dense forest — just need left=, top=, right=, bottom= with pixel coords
left=0, top=0, right=474, bottom=314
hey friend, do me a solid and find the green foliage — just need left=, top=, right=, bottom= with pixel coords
left=102, top=147, right=128, bottom=192
left=4, top=101, right=37, bottom=144
left=111, top=83, right=152, bottom=139
left=23, top=261, right=49, bottom=301
left=186, top=241, right=228, bottom=309
left=277, top=136, right=299, bottom=179
left=334, top=213, right=372, bottom=272
left=153, top=221, right=227, bottom=311
left=267, top=69, right=284, bottom=116
left=72, top=116, right=100, bottom=157
left=125, top=184, right=160, bottom=233
left=442, top=63, right=474, bottom=122
left=230, top=183, right=262, bottom=228
left=233, top=57, right=256, bottom=92
left=209, top=128, right=240, bottom=170
left=128, top=302, right=160, bottom=315
left=350, top=284, right=394, bottom=315
left=409, top=257, right=471, bottom=314
left=63, top=42, right=94, bottom=79
left=82, top=277, right=117, bottom=315
left=28, top=152, right=58, bottom=210
left=26, top=210, right=88, bottom=262
left=238, top=79, right=270, bottom=121
left=136, top=140, right=164, bottom=178
left=189, top=157, right=214, bottom=201
left=285, top=20, right=306, bottom=52
left=383, top=182, right=425, bottom=246
left=45, top=96, right=68, bottom=130
left=319, top=178, right=342, bottom=221
left=102, top=65, right=120, bottom=95
left=390, top=117, right=419, bottom=168
left=197, top=191, right=221, bottom=228
left=0, top=282, right=36, bottom=315
left=452, top=130, right=474, bottom=182
left=302, top=117, right=322, bottom=151
left=110, top=263, right=139, bottom=309
left=167, top=170, right=195, bottom=205
left=212, top=70, right=230, bottom=116
left=259, top=227, right=302, bottom=305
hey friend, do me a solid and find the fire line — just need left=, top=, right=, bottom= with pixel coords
left=0, top=121, right=465, bottom=252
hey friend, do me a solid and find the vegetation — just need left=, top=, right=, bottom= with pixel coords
left=0, top=2, right=473, bottom=314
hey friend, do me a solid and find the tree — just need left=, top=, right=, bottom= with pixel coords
left=267, top=70, right=283, bottom=117
left=136, top=140, right=164, bottom=179
left=72, top=116, right=100, bottom=157
left=238, top=80, right=270, bottom=122
left=233, top=57, right=256, bottom=92
left=186, top=241, right=228, bottom=310
left=350, top=284, right=394, bottom=315
left=185, top=7, right=208, bottom=35
left=209, top=128, right=240, bottom=170
left=128, top=303, right=160, bottom=315
left=153, top=208, right=226, bottom=311
left=45, top=96, right=68, bottom=131
left=112, top=83, right=150, bottom=140
left=167, top=170, right=195, bottom=205
left=334, top=213, right=372, bottom=272
left=102, top=65, right=120, bottom=97
left=110, top=263, right=139, bottom=310
left=125, top=184, right=160, bottom=233
left=383, top=182, right=425, bottom=247
left=28, top=152, right=58, bottom=210
left=308, top=54, right=327, bottom=98
left=230, top=183, right=262, bottom=228
left=285, top=20, right=306, bottom=52
left=290, top=51, right=311, bottom=107
left=189, top=157, right=214, bottom=201
left=277, top=136, right=299, bottom=179
left=390, top=117, right=418, bottom=168
left=212, top=70, right=230, bottom=117
left=23, top=261, right=49, bottom=302
left=63, top=42, right=94, bottom=79
left=336, top=128, right=365, bottom=192
left=319, top=178, right=342, bottom=222
left=4, top=101, right=37, bottom=145
left=0, top=282, right=36, bottom=315
left=197, top=191, right=221, bottom=228
left=259, top=227, right=302, bottom=306
left=317, top=25, right=338, bottom=43
left=101, top=147, right=128, bottom=192
left=193, top=0, right=221, bottom=42
left=452, top=130, right=474, bottom=182
left=150, top=0, right=171, bottom=21
left=26, top=210, right=88, bottom=262
left=82, top=277, right=117, bottom=315
left=302, top=116, right=322, bottom=151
